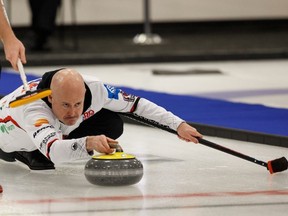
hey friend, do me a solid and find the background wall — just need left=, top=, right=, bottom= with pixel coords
left=5, top=0, right=288, bottom=27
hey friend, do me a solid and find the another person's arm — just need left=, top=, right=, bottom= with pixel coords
left=0, top=0, right=26, bottom=70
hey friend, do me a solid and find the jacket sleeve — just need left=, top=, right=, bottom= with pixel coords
left=100, top=84, right=184, bottom=131
left=22, top=103, right=91, bottom=164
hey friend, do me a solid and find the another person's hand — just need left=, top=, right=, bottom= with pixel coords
left=86, top=135, right=118, bottom=154
left=3, top=34, right=26, bottom=71
left=177, top=122, right=203, bottom=143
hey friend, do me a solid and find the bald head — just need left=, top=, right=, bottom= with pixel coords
left=48, top=68, right=86, bottom=125
left=51, top=68, right=85, bottom=92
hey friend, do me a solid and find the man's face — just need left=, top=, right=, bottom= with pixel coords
left=48, top=88, right=86, bottom=126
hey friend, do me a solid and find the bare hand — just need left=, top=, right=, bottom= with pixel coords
left=177, top=122, right=203, bottom=143
left=86, top=135, right=118, bottom=154
left=3, top=35, right=26, bottom=71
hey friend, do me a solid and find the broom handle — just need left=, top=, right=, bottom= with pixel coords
left=17, top=58, right=29, bottom=91
left=120, top=113, right=268, bottom=168
left=198, top=137, right=267, bottom=167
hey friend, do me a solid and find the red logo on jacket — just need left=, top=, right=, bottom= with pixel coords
left=83, top=110, right=95, bottom=120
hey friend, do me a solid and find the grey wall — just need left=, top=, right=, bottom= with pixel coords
left=5, top=0, right=288, bottom=27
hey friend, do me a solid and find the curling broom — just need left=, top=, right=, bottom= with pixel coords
left=9, top=59, right=51, bottom=108
left=120, top=113, right=288, bottom=174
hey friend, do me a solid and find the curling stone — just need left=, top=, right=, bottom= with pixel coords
left=84, top=144, right=143, bottom=186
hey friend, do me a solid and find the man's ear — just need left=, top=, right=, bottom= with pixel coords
left=48, top=95, right=52, bottom=103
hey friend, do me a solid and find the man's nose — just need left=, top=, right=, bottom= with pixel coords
left=67, top=107, right=77, bottom=116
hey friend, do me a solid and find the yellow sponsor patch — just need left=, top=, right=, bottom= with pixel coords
left=34, top=118, right=49, bottom=127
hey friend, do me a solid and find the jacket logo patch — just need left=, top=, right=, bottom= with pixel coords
left=83, top=110, right=95, bottom=120
left=21, top=81, right=39, bottom=93
left=39, top=132, right=56, bottom=150
left=33, top=125, right=54, bottom=138
left=71, top=142, right=78, bottom=151
left=104, top=84, right=120, bottom=100
left=34, top=118, right=49, bottom=127
left=121, top=90, right=135, bottom=102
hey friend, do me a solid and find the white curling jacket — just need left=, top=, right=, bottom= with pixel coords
left=0, top=70, right=184, bottom=164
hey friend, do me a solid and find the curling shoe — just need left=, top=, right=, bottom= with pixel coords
left=0, top=148, right=16, bottom=162
left=15, top=150, right=55, bottom=170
